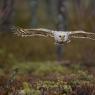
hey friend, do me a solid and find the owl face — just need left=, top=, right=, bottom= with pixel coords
left=54, top=31, right=69, bottom=43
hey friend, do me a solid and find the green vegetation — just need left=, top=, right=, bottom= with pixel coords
left=0, top=0, right=95, bottom=94
left=0, top=61, right=95, bottom=95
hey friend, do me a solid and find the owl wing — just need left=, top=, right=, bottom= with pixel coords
left=12, top=27, right=54, bottom=38
left=68, top=31, right=95, bottom=41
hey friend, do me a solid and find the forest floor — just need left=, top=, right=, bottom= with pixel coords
left=0, top=61, right=95, bottom=95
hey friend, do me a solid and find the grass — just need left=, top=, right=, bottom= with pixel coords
left=0, top=61, right=95, bottom=95
left=0, top=62, right=95, bottom=95
left=1, top=61, right=94, bottom=81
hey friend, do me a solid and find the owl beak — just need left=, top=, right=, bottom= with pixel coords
left=61, top=35, right=65, bottom=41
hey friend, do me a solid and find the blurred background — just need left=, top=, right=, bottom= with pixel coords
left=0, top=1, right=95, bottom=94
left=0, top=0, right=95, bottom=73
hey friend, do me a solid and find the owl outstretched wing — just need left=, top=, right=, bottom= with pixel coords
left=12, top=27, right=54, bottom=38
left=69, top=31, right=95, bottom=41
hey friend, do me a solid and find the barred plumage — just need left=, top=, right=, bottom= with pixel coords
left=12, top=26, right=95, bottom=44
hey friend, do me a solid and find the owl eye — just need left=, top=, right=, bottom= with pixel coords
left=59, top=35, right=61, bottom=37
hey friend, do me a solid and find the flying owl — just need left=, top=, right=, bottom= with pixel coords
left=12, top=26, right=95, bottom=44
